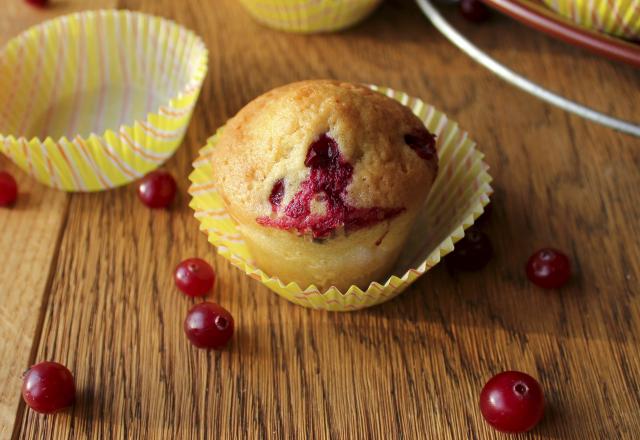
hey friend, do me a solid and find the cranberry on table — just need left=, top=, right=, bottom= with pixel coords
left=460, top=0, right=491, bottom=23
left=447, top=228, right=493, bottom=271
left=479, top=371, right=545, bottom=433
left=0, top=171, right=18, bottom=207
left=184, top=302, right=234, bottom=349
left=137, top=170, right=177, bottom=209
left=175, top=258, right=215, bottom=297
left=22, top=361, right=75, bottom=414
left=526, top=248, right=571, bottom=289
left=25, top=0, right=49, bottom=6
left=475, top=202, right=492, bottom=227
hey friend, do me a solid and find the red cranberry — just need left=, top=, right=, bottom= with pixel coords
left=0, top=171, right=18, bottom=206
left=460, top=0, right=490, bottom=23
left=479, top=371, right=545, bottom=433
left=404, top=130, right=437, bottom=161
left=25, top=0, right=49, bottom=6
left=22, top=361, right=75, bottom=414
left=184, top=302, right=234, bottom=349
left=175, top=258, right=215, bottom=297
left=137, top=170, right=177, bottom=209
left=475, top=202, right=492, bottom=227
left=269, top=179, right=285, bottom=212
left=526, top=248, right=571, bottom=289
left=447, top=228, right=493, bottom=271
left=304, top=134, right=338, bottom=168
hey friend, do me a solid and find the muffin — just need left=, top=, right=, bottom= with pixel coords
left=211, top=80, right=438, bottom=291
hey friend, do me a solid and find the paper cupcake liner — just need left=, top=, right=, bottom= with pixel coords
left=238, top=0, right=383, bottom=33
left=543, top=0, right=640, bottom=39
left=188, top=85, right=493, bottom=311
left=0, top=10, right=208, bottom=191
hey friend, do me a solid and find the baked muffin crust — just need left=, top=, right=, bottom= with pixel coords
left=211, top=80, right=437, bottom=239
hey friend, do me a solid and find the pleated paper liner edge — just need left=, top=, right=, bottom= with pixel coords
left=0, top=10, right=208, bottom=191
left=542, top=0, right=640, bottom=39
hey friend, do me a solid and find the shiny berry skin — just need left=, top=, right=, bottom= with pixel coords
left=479, top=371, right=545, bottom=433
left=447, top=228, right=493, bottom=271
left=25, top=0, right=49, bottom=6
left=21, top=362, right=75, bottom=414
left=460, top=0, right=490, bottom=23
left=184, top=302, right=234, bottom=349
left=526, top=248, right=571, bottom=289
left=175, top=258, right=215, bottom=297
left=137, top=170, right=177, bottom=209
left=0, top=171, right=18, bottom=207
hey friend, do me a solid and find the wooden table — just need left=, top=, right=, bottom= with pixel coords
left=1, top=0, right=638, bottom=438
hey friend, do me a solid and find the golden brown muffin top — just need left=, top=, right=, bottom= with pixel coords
left=211, top=80, right=438, bottom=239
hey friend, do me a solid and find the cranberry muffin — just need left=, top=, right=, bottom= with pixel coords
left=211, top=80, right=438, bottom=291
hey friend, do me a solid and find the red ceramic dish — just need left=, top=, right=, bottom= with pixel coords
left=482, top=0, right=640, bottom=68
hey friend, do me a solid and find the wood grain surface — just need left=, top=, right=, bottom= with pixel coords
left=2, top=0, right=639, bottom=438
left=0, top=1, right=115, bottom=438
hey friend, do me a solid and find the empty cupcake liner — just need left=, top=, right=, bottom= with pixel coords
left=237, top=0, right=383, bottom=33
left=189, top=85, right=493, bottom=311
left=0, top=10, right=208, bottom=191
left=543, top=0, right=640, bottom=39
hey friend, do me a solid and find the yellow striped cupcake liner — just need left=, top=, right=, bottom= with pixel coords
left=0, top=10, right=208, bottom=191
left=543, top=0, right=640, bottom=39
left=189, top=85, right=493, bottom=311
left=238, top=0, right=383, bottom=33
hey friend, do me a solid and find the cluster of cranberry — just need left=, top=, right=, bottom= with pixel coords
left=11, top=170, right=234, bottom=414
left=446, top=202, right=571, bottom=433
left=5, top=168, right=571, bottom=434
left=11, top=0, right=563, bottom=432
left=448, top=205, right=571, bottom=290
left=138, top=171, right=236, bottom=350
